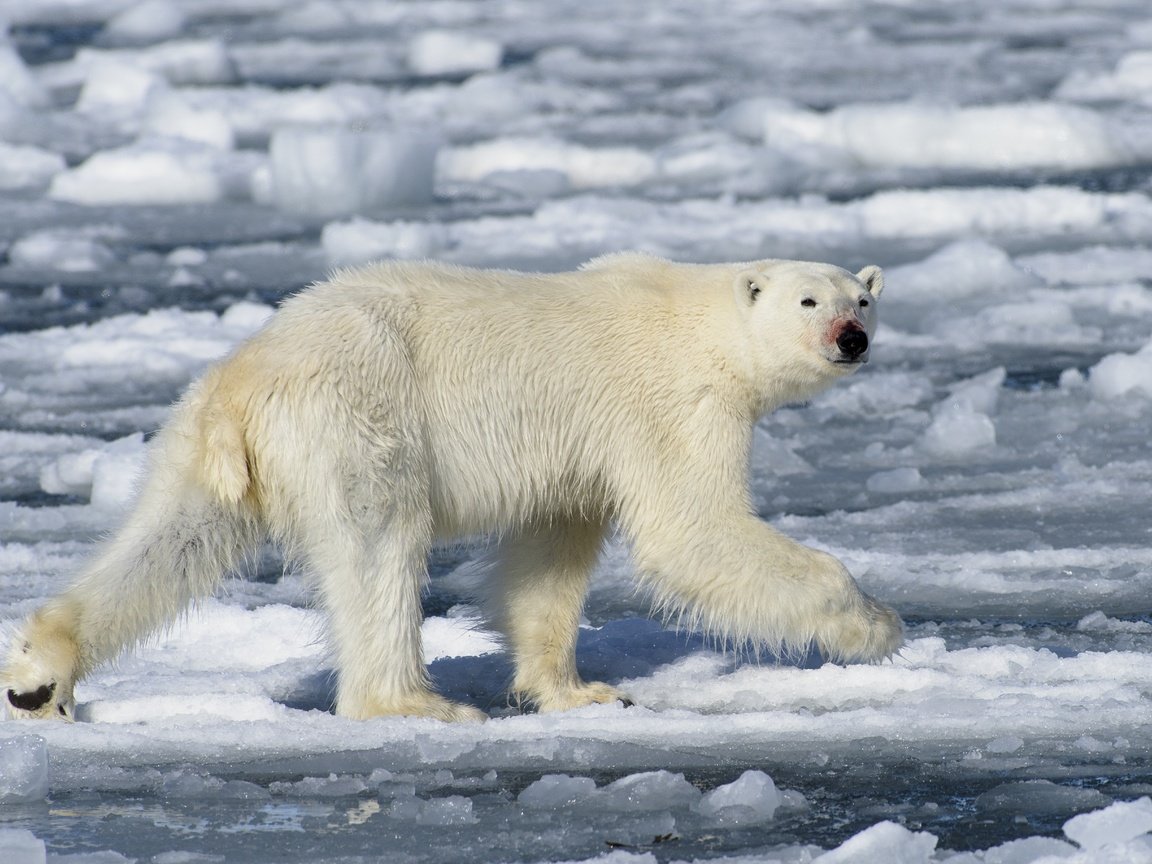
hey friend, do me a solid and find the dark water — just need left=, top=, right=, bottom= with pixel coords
left=5, top=753, right=1149, bottom=861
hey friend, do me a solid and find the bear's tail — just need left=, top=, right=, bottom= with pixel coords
left=192, top=365, right=252, bottom=505
left=2, top=377, right=263, bottom=720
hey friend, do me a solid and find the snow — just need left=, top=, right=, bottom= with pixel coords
left=2, top=0, right=1152, bottom=861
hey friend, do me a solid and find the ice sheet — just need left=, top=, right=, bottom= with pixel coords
left=3, top=1, right=1152, bottom=861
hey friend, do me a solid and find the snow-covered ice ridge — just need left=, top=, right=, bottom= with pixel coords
left=5, top=0, right=1152, bottom=861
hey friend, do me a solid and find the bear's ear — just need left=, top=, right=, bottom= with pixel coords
left=735, top=270, right=765, bottom=306
left=857, top=265, right=884, bottom=298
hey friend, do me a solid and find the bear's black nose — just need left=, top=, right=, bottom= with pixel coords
left=837, top=328, right=869, bottom=359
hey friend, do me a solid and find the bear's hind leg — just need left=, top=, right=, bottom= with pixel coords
left=494, top=519, right=631, bottom=712
left=4, top=602, right=82, bottom=720
left=304, top=512, right=487, bottom=723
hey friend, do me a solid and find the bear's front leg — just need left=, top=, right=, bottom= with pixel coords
left=632, top=513, right=903, bottom=661
left=805, top=549, right=904, bottom=662
left=493, top=519, right=632, bottom=712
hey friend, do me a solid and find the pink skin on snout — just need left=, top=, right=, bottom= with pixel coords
left=824, top=315, right=869, bottom=363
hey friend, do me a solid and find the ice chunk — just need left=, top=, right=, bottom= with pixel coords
left=9, top=230, right=115, bottom=272
left=49, top=141, right=233, bottom=205
left=0, top=41, right=47, bottom=108
left=696, top=770, right=781, bottom=822
left=919, top=368, right=1004, bottom=457
left=720, top=96, right=800, bottom=140
left=599, top=771, right=700, bottom=812
left=0, top=736, right=49, bottom=803
left=40, top=446, right=103, bottom=498
left=0, top=142, right=66, bottom=191
left=0, top=829, right=45, bottom=864
left=90, top=433, right=146, bottom=510
left=750, top=427, right=813, bottom=476
left=920, top=405, right=995, bottom=457
left=814, top=820, right=937, bottom=863
left=946, top=368, right=1007, bottom=416
left=866, top=467, right=923, bottom=494
left=74, top=41, right=235, bottom=87
left=102, top=0, right=187, bottom=45
left=408, top=30, right=503, bottom=77
left=389, top=795, right=478, bottom=826
left=1089, top=342, right=1152, bottom=400
left=655, top=131, right=800, bottom=196
left=1064, top=797, right=1152, bottom=851
left=886, top=239, right=1042, bottom=302
left=166, top=246, right=208, bottom=267
left=220, top=302, right=274, bottom=332
left=269, top=125, right=440, bottom=218
left=416, top=796, right=478, bottom=826
left=161, top=771, right=270, bottom=800
left=1058, top=51, right=1152, bottom=102
left=518, top=774, right=599, bottom=809
left=144, top=93, right=235, bottom=149
left=1077, top=611, right=1152, bottom=633
left=44, top=852, right=131, bottom=863
left=1074, top=735, right=1112, bottom=754
left=857, top=186, right=1133, bottom=240
left=968, top=300, right=1081, bottom=346
left=985, top=736, right=1024, bottom=754
left=321, top=218, right=449, bottom=267
left=269, top=774, right=367, bottom=797
left=816, top=371, right=933, bottom=415
left=75, top=56, right=166, bottom=116
left=41, top=433, right=146, bottom=509
left=1018, top=245, right=1152, bottom=286
left=440, top=138, right=657, bottom=190
left=977, top=780, right=1110, bottom=817
left=152, top=853, right=225, bottom=864
left=762, top=102, right=1138, bottom=171
left=421, top=613, right=501, bottom=661
left=972, top=836, right=1078, bottom=864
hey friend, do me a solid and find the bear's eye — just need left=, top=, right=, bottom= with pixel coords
left=800, top=298, right=817, bottom=308
left=859, top=298, right=870, bottom=308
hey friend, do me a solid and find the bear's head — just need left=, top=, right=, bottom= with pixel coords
left=734, top=260, right=884, bottom=395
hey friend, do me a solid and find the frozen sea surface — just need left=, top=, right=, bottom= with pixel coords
left=4, top=0, right=1152, bottom=861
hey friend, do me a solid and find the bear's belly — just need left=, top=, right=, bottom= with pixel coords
left=424, top=422, right=608, bottom=539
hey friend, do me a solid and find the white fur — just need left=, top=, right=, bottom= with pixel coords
left=2, top=253, right=900, bottom=722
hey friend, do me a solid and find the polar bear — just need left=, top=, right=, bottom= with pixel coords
left=3, top=253, right=901, bottom=723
